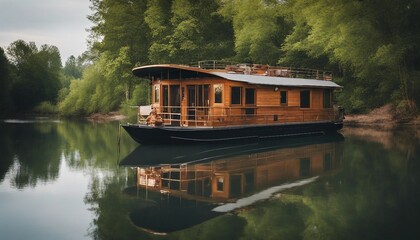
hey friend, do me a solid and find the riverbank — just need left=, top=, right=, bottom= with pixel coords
left=344, top=104, right=419, bottom=129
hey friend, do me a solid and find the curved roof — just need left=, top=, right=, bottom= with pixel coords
left=132, top=64, right=342, bottom=89
left=132, top=64, right=215, bottom=79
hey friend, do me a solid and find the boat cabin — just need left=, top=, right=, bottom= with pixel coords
left=133, top=60, right=342, bottom=128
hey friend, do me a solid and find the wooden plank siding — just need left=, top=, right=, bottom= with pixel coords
left=256, top=88, right=279, bottom=106
left=153, top=77, right=335, bottom=127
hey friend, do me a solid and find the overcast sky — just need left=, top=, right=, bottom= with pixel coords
left=0, top=0, right=92, bottom=63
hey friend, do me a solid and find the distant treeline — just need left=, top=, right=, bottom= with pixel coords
left=1, top=0, right=419, bottom=118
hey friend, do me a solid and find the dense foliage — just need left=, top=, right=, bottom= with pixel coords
left=281, top=0, right=420, bottom=114
left=0, top=40, right=62, bottom=114
left=0, top=0, right=419, bottom=117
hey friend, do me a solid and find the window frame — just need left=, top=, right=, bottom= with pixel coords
left=245, top=88, right=256, bottom=105
left=245, top=88, right=256, bottom=115
left=323, top=89, right=332, bottom=108
left=280, top=90, right=288, bottom=106
left=214, top=84, right=223, bottom=104
left=154, top=84, right=160, bottom=103
left=230, top=86, right=243, bottom=105
left=300, top=90, right=310, bottom=108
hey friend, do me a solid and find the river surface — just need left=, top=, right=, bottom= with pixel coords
left=0, top=119, right=419, bottom=240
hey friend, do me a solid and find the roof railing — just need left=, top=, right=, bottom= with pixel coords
left=191, top=60, right=333, bottom=80
left=225, top=64, right=333, bottom=80
left=194, top=60, right=236, bottom=69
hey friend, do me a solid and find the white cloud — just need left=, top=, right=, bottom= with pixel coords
left=0, top=0, right=92, bottom=62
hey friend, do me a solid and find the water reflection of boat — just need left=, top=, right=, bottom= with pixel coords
left=120, top=133, right=344, bottom=234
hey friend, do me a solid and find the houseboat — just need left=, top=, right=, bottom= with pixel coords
left=122, top=61, right=344, bottom=144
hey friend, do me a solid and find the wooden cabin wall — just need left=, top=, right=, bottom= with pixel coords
left=287, top=89, right=300, bottom=107
left=257, top=88, right=279, bottom=106
left=311, top=89, right=323, bottom=109
left=153, top=77, right=335, bottom=126
left=155, top=78, right=333, bottom=110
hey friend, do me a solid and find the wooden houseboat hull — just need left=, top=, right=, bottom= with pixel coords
left=122, top=121, right=343, bottom=145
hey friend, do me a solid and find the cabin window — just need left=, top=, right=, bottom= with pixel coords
left=231, top=87, right=242, bottom=105
left=216, top=177, right=224, bottom=191
left=245, top=88, right=255, bottom=105
left=170, top=85, right=181, bottom=122
left=187, top=85, right=210, bottom=120
left=323, top=89, right=332, bottom=108
left=188, top=85, right=196, bottom=106
left=188, top=85, right=210, bottom=107
left=170, top=86, right=181, bottom=107
left=280, top=91, right=288, bottom=106
left=214, top=84, right=223, bottom=103
left=245, top=88, right=255, bottom=115
left=162, top=85, right=169, bottom=113
left=300, top=90, right=310, bottom=108
left=154, top=85, right=160, bottom=103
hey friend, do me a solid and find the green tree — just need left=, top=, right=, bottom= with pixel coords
left=219, top=0, right=290, bottom=64
left=168, top=0, right=235, bottom=63
left=88, top=0, right=150, bottom=65
left=281, top=0, right=420, bottom=114
left=145, top=0, right=235, bottom=63
left=0, top=47, right=13, bottom=114
left=87, top=0, right=150, bottom=106
left=145, top=0, right=173, bottom=63
left=63, top=55, right=84, bottom=79
left=7, top=40, right=62, bottom=111
left=60, top=0, right=420, bottom=117
left=103, top=47, right=135, bottom=101
left=58, top=55, right=125, bottom=116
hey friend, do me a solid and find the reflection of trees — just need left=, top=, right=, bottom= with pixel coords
left=235, top=133, right=420, bottom=240
left=83, top=127, right=420, bottom=239
left=1, top=120, right=137, bottom=189
left=240, top=200, right=306, bottom=240
left=57, top=121, right=137, bottom=170
left=0, top=122, right=62, bottom=188
left=84, top=172, right=153, bottom=239
left=54, top=121, right=142, bottom=238
left=0, top=123, right=15, bottom=182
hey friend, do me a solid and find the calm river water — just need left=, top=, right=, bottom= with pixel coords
left=0, top=119, right=419, bottom=240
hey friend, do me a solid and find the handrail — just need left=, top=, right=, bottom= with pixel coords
left=189, top=60, right=333, bottom=80
left=137, top=105, right=340, bottom=127
left=193, top=60, right=236, bottom=69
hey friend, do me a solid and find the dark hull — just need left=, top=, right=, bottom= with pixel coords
left=122, top=121, right=343, bottom=145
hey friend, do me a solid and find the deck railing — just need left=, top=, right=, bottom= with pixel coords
left=193, top=60, right=235, bottom=69
left=190, top=60, right=332, bottom=80
left=137, top=105, right=342, bottom=127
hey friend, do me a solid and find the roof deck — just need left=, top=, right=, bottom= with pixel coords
left=132, top=60, right=339, bottom=89
left=192, top=60, right=333, bottom=81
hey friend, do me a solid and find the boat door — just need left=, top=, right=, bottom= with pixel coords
left=170, top=85, right=181, bottom=125
left=187, top=85, right=210, bottom=125
left=162, top=85, right=181, bottom=126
